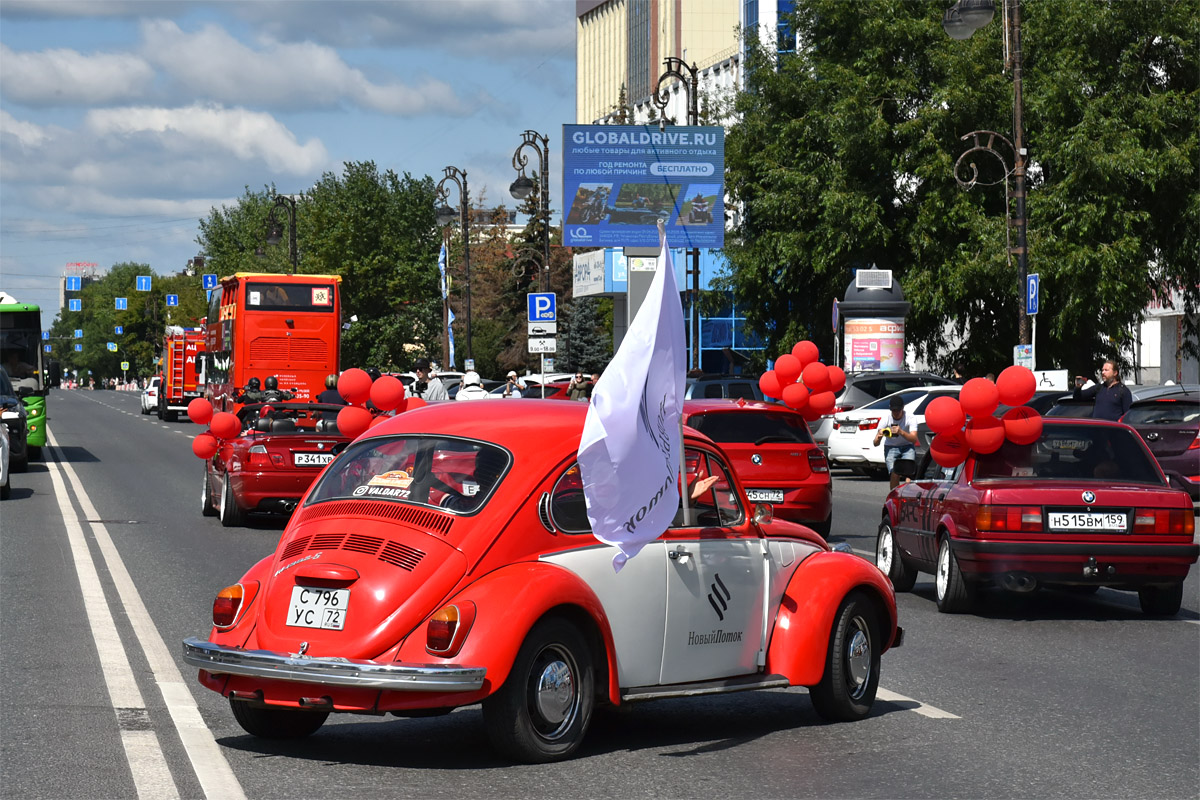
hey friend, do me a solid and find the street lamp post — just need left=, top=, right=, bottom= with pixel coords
left=654, top=57, right=703, bottom=371
left=510, top=130, right=551, bottom=294
left=435, top=166, right=472, bottom=362
left=945, top=0, right=1030, bottom=346
left=265, top=195, right=299, bottom=274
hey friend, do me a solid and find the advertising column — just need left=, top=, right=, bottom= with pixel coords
left=844, top=318, right=906, bottom=372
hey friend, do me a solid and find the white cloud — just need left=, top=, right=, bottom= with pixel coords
left=85, top=103, right=328, bottom=174
left=0, top=109, right=49, bottom=147
left=138, top=19, right=475, bottom=115
left=0, top=43, right=154, bottom=106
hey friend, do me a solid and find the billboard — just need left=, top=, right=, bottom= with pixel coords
left=844, top=318, right=905, bottom=372
left=562, top=125, right=724, bottom=249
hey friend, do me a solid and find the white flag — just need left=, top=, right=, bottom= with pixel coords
left=577, top=239, right=686, bottom=571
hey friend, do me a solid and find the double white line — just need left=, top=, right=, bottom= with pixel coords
left=45, top=429, right=245, bottom=800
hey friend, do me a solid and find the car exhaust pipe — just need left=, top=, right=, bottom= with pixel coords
left=1001, top=571, right=1038, bottom=593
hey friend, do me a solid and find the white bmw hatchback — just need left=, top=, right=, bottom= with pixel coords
left=827, top=386, right=961, bottom=476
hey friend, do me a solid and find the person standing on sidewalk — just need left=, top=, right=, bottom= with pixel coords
left=1073, top=359, right=1132, bottom=421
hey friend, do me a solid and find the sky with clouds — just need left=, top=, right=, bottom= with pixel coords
left=0, top=0, right=577, bottom=327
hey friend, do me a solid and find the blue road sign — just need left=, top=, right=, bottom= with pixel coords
left=166, top=294, right=179, bottom=307
left=115, top=326, right=123, bottom=334
left=527, top=292, right=557, bottom=322
left=66, top=276, right=82, bottom=291
left=75, top=344, right=83, bottom=352
left=202, top=273, right=218, bottom=290
left=1027, top=273, right=1040, bottom=316
left=107, top=342, right=117, bottom=352
left=44, top=345, right=51, bottom=353
left=115, top=297, right=128, bottom=310
left=136, top=276, right=152, bottom=292
left=41, top=331, right=49, bottom=340
left=74, top=329, right=83, bottom=338
left=69, top=299, right=81, bottom=311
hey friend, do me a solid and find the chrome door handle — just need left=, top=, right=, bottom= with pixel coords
left=669, top=548, right=693, bottom=564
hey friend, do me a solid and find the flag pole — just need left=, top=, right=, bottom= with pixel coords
left=660, top=220, right=692, bottom=527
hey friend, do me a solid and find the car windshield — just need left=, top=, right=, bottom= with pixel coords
left=306, top=434, right=511, bottom=514
left=1122, top=400, right=1200, bottom=425
left=973, top=424, right=1163, bottom=484
left=687, top=410, right=813, bottom=445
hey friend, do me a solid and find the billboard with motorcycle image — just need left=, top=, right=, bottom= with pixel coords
left=562, top=125, right=724, bottom=249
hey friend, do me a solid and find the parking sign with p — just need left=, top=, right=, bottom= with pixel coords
left=528, top=292, right=556, bottom=323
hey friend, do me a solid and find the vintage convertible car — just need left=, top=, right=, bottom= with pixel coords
left=201, top=402, right=352, bottom=527
left=184, top=401, right=902, bottom=762
left=876, top=418, right=1198, bottom=615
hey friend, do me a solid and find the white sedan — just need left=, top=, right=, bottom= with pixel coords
left=140, top=376, right=161, bottom=414
left=827, top=386, right=961, bottom=476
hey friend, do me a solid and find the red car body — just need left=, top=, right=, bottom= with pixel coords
left=185, top=400, right=901, bottom=762
left=201, top=402, right=352, bottom=527
left=876, top=418, right=1197, bottom=615
left=682, top=399, right=833, bottom=536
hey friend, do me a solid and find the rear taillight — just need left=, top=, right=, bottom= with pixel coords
left=1134, top=508, right=1195, bottom=535
left=1188, top=431, right=1200, bottom=450
left=426, top=602, right=475, bottom=657
left=248, top=444, right=284, bottom=467
left=833, top=405, right=855, bottom=414
left=808, top=449, right=829, bottom=473
left=859, top=417, right=881, bottom=431
left=976, top=505, right=1043, bottom=532
left=212, top=581, right=258, bottom=629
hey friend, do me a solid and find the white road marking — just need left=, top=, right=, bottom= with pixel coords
left=876, top=687, right=961, bottom=719
left=47, top=429, right=247, bottom=800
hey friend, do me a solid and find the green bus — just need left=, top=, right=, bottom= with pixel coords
left=0, top=293, right=48, bottom=453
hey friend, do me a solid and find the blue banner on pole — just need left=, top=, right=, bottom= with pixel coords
left=447, top=307, right=457, bottom=370
left=562, top=124, right=724, bottom=249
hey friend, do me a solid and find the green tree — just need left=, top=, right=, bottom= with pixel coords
left=723, top=0, right=1198, bottom=374
left=562, top=296, right=613, bottom=374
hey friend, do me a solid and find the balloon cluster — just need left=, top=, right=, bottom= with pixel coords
left=331, top=367, right=425, bottom=439
left=757, top=340, right=848, bottom=422
left=186, top=398, right=236, bottom=459
left=925, top=366, right=1042, bottom=468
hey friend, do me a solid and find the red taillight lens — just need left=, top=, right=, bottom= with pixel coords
left=426, top=606, right=459, bottom=652
left=212, top=581, right=258, bottom=629
left=976, top=505, right=1043, bottom=532
left=808, top=448, right=829, bottom=473
left=1187, top=432, right=1200, bottom=450
left=248, top=444, right=271, bottom=466
left=859, top=417, right=881, bottom=431
left=833, top=405, right=855, bottom=414
left=1134, top=508, right=1195, bottom=535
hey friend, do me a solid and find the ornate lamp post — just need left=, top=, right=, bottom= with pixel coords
left=265, top=195, right=298, bottom=274
left=435, top=166, right=472, bottom=362
left=510, top=130, right=551, bottom=293
left=945, top=0, right=1030, bottom=346
left=654, top=57, right=703, bottom=371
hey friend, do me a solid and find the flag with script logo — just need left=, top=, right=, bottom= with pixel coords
left=577, top=234, right=685, bottom=571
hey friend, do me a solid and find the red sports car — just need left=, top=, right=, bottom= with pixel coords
left=201, top=402, right=352, bottom=527
left=184, top=400, right=902, bottom=762
left=683, top=399, right=833, bottom=536
left=876, top=418, right=1197, bottom=615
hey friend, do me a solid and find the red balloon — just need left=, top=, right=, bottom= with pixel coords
left=827, top=365, right=847, bottom=393
left=368, top=414, right=391, bottom=428
left=960, top=377, right=1000, bottom=418
left=209, top=411, right=241, bottom=440
left=337, top=405, right=372, bottom=439
left=187, top=398, right=213, bottom=426
left=792, top=340, right=820, bottom=366
left=781, top=382, right=810, bottom=410
left=191, top=433, right=219, bottom=459
left=801, top=362, right=830, bottom=393
left=925, top=396, right=966, bottom=434
left=1002, top=405, right=1044, bottom=445
left=370, top=375, right=405, bottom=412
left=801, top=406, right=824, bottom=423
left=759, top=371, right=783, bottom=399
left=964, top=415, right=1006, bottom=454
left=405, top=397, right=427, bottom=411
left=775, top=354, right=802, bottom=385
left=337, top=368, right=373, bottom=405
left=931, top=430, right=970, bottom=467
left=808, top=390, right=836, bottom=416
left=996, top=366, right=1037, bottom=407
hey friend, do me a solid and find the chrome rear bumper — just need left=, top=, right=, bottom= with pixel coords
left=182, top=637, right=486, bottom=691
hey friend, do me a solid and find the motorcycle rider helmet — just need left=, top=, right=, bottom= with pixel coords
left=246, top=377, right=261, bottom=391
left=264, top=376, right=279, bottom=391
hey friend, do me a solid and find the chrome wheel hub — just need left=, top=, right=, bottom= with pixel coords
left=846, top=617, right=872, bottom=700
left=533, top=655, right=575, bottom=728
left=936, top=543, right=949, bottom=598
left=877, top=527, right=893, bottom=574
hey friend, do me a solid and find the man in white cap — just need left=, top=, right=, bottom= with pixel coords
left=501, top=370, right=526, bottom=398
left=455, top=370, right=490, bottom=401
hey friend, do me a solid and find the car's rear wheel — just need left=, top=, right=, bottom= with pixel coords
left=229, top=698, right=327, bottom=739
left=483, top=617, right=594, bottom=763
left=1138, top=582, right=1183, bottom=616
left=876, top=521, right=916, bottom=592
left=809, top=590, right=880, bottom=721
left=219, top=474, right=244, bottom=527
left=201, top=466, right=217, bottom=517
left=935, top=536, right=973, bottom=613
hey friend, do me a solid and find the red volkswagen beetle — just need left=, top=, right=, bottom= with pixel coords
left=184, top=401, right=902, bottom=762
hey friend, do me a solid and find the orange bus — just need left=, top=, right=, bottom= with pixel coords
left=204, top=273, right=342, bottom=412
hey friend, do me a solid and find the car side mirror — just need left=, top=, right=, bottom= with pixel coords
left=753, top=503, right=774, bottom=526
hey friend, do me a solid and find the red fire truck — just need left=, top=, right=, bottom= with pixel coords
left=203, top=273, right=342, bottom=412
left=159, top=325, right=206, bottom=421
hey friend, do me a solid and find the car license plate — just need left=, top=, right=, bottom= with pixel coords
left=840, top=423, right=858, bottom=433
left=1047, top=511, right=1127, bottom=531
left=286, top=586, right=349, bottom=630
left=294, top=452, right=334, bottom=467
left=746, top=488, right=785, bottom=503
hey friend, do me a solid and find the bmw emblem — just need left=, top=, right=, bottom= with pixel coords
left=1082, top=490, right=1096, bottom=504
left=317, top=442, right=326, bottom=450
left=751, top=454, right=762, bottom=465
